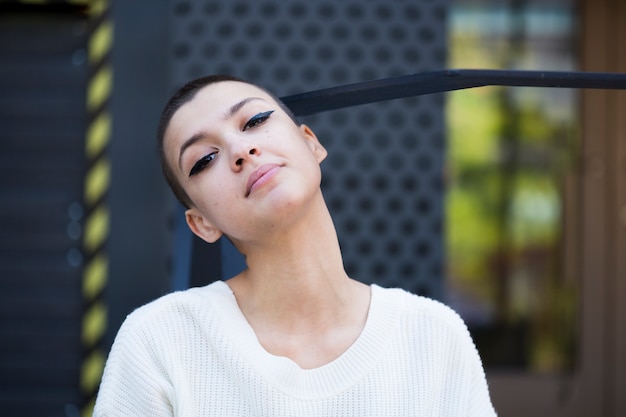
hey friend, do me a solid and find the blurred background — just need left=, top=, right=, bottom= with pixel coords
left=0, top=0, right=624, bottom=416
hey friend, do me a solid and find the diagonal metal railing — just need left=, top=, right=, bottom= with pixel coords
left=281, top=69, right=626, bottom=116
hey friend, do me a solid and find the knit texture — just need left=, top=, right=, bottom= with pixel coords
left=94, top=282, right=496, bottom=416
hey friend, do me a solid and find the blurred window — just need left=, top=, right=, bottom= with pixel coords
left=446, top=0, right=578, bottom=373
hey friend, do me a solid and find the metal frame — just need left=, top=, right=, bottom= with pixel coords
left=281, top=69, right=626, bottom=115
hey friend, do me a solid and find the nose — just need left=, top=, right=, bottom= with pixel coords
left=229, top=140, right=260, bottom=171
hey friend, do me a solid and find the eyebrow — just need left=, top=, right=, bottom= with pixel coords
left=177, top=97, right=264, bottom=171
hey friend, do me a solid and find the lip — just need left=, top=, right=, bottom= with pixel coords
left=246, top=163, right=281, bottom=197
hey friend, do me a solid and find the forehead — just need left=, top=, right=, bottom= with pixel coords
left=180, top=81, right=275, bottom=116
left=166, top=81, right=274, bottom=136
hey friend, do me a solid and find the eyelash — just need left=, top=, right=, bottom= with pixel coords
left=243, top=110, right=274, bottom=131
left=188, top=110, right=274, bottom=177
left=189, top=152, right=217, bottom=177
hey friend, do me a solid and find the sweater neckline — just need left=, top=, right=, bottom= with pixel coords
left=205, top=280, right=400, bottom=400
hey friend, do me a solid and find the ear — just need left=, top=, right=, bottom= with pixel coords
left=185, top=208, right=223, bottom=244
left=300, top=124, right=327, bottom=163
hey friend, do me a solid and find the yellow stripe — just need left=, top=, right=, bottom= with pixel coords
left=15, top=1, right=90, bottom=7
left=82, top=302, right=107, bottom=346
left=83, top=205, right=109, bottom=253
left=89, top=21, right=113, bottom=65
left=89, top=0, right=108, bottom=17
left=87, top=66, right=112, bottom=111
left=81, top=399, right=96, bottom=417
left=80, top=349, right=106, bottom=393
left=83, top=254, right=108, bottom=299
left=81, top=2, right=111, bottom=415
left=86, top=111, right=111, bottom=158
left=85, top=158, right=110, bottom=205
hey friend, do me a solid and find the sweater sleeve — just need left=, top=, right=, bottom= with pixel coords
left=93, top=312, right=174, bottom=417
left=407, top=293, right=497, bottom=417
left=467, top=336, right=497, bottom=417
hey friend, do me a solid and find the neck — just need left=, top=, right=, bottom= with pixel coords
left=226, top=193, right=362, bottom=327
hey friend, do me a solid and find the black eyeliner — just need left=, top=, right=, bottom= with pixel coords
left=244, top=110, right=274, bottom=130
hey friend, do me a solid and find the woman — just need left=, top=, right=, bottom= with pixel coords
left=94, top=75, right=496, bottom=416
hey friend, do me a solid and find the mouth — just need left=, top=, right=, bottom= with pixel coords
left=246, top=163, right=281, bottom=197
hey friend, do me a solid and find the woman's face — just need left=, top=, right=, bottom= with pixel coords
left=164, top=81, right=327, bottom=245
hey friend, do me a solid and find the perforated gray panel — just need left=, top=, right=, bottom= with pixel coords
left=169, top=0, right=447, bottom=298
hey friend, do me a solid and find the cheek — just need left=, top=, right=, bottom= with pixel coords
left=188, top=175, right=239, bottom=216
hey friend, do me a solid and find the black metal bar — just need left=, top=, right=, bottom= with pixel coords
left=282, top=69, right=626, bottom=116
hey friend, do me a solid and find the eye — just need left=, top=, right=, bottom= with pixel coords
left=243, top=110, right=274, bottom=131
left=189, top=152, right=217, bottom=177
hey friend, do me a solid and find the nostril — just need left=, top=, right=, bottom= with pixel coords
left=249, top=148, right=256, bottom=155
left=235, top=158, right=243, bottom=166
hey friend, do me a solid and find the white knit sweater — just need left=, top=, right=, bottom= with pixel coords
left=94, top=281, right=496, bottom=416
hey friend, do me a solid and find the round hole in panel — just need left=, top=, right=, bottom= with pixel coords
left=287, top=44, right=306, bottom=60
left=217, top=21, right=234, bottom=38
left=245, top=21, right=264, bottom=38
left=358, top=196, right=375, bottom=213
left=188, top=20, right=204, bottom=36
left=358, top=66, right=377, bottom=81
left=288, top=2, right=307, bottom=18
left=375, top=4, right=393, bottom=20
left=404, top=4, right=422, bottom=21
left=329, top=196, right=345, bottom=212
left=328, top=152, right=346, bottom=170
left=232, top=2, right=250, bottom=16
left=345, top=44, right=363, bottom=62
left=260, top=2, right=278, bottom=18
left=400, top=174, right=419, bottom=193
left=203, top=1, right=220, bottom=16
left=344, top=217, right=359, bottom=234
left=371, top=174, right=388, bottom=192
left=360, top=24, right=379, bottom=42
left=274, top=22, right=292, bottom=39
left=316, top=43, right=335, bottom=63
left=343, top=174, right=360, bottom=191
left=399, top=217, right=418, bottom=236
left=174, top=42, right=191, bottom=59
left=371, top=217, right=388, bottom=234
left=317, top=2, right=335, bottom=19
left=404, top=47, right=421, bottom=64
left=344, top=129, right=360, bottom=150
left=345, top=2, right=364, bottom=19
left=230, top=42, right=249, bottom=60
left=418, top=26, right=435, bottom=43
left=259, top=43, right=277, bottom=59
left=386, top=240, right=402, bottom=256
left=330, top=111, right=349, bottom=128
left=388, top=25, right=407, bottom=42
left=401, top=132, right=418, bottom=150
left=386, top=197, right=404, bottom=214
left=356, top=150, right=375, bottom=170
left=302, top=23, right=321, bottom=41
left=273, top=65, right=292, bottom=81
left=174, top=1, right=192, bottom=16
left=330, top=66, right=349, bottom=83
left=243, top=64, right=263, bottom=80
left=302, top=66, right=321, bottom=83
left=357, top=240, right=373, bottom=256
left=331, top=24, right=351, bottom=41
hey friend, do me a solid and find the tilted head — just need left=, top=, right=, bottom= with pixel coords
left=157, top=75, right=300, bottom=209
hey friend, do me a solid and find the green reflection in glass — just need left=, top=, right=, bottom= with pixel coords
left=446, top=1, right=578, bottom=373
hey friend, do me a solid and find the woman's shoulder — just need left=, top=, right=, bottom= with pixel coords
left=117, top=280, right=230, bottom=334
left=372, top=284, right=470, bottom=336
